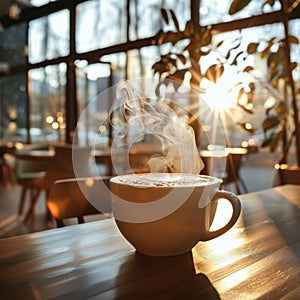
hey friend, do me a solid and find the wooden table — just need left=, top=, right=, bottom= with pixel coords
left=11, top=149, right=55, bottom=161
left=0, top=185, right=299, bottom=299
left=200, top=147, right=248, bottom=194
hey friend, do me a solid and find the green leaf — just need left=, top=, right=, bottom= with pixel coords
left=261, top=136, right=272, bottom=148
left=169, top=9, right=180, bottom=31
left=265, top=0, right=276, bottom=6
left=236, top=88, right=254, bottom=114
left=247, top=42, right=259, bottom=54
left=260, top=45, right=271, bottom=59
left=163, top=31, right=184, bottom=46
left=237, top=103, right=254, bottom=114
left=167, top=57, right=178, bottom=67
left=275, top=101, right=286, bottom=116
left=262, top=0, right=276, bottom=10
left=262, top=115, right=280, bottom=132
left=176, top=54, right=187, bottom=65
left=204, top=64, right=224, bottom=83
left=248, top=82, right=255, bottom=92
left=289, top=35, right=299, bottom=44
left=166, top=69, right=187, bottom=86
left=271, top=79, right=279, bottom=88
left=270, top=130, right=282, bottom=152
left=160, top=8, right=169, bottom=25
left=232, top=51, right=244, bottom=65
left=152, top=55, right=176, bottom=76
left=183, top=20, right=194, bottom=37
left=287, top=0, right=299, bottom=12
left=290, top=62, right=298, bottom=71
left=157, top=32, right=167, bottom=45
left=201, top=27, right=213, bottom=46
left=225, top=49, right=231, bottom=60
left=243, top=66, right=254, bottom=73
left=231, top=39, right=242, bottom=50
left=230, top=81, right=243, bottom=90
left=229, top=0, right=252, bottom=15
left=216, top=40, right=224, bottom=48
left=151, top=61, right=170, bottom=76
left=268, top=37, right=277, bottom=45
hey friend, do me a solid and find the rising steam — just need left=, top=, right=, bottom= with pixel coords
left=111, top=81, right=204, bottom=175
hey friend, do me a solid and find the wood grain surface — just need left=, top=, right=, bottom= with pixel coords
left=0, top=185, right=299, bottom=299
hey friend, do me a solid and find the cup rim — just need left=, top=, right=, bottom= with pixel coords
left=110, top=173, right=221, bottom=188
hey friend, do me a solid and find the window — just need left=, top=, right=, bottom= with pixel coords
left=29, top=10, right=69, bottom=64
left=0, top=74, right=26, bottom=141
left=29, top=64, right=66, bottom=142
left=0, top=0, right=299, bottom=145
left=76, top=0, right=127, bottom=53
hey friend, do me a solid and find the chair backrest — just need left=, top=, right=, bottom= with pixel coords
left=15, top=159, right=49, bottom=179
left=44, top=144, right=92, bottom=184
left=47, top=176, right=112, bottom=227
left=14, top=144, right=52, bottom=183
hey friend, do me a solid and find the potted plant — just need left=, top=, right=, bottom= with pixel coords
left=152, top=0, right=300, bottom=185
left=152, top=7, right=256, bottom=145
left=229, top=0, right=300, bottom=184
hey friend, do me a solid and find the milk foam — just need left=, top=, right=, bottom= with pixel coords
left=110, top=173, right=219, bottom=187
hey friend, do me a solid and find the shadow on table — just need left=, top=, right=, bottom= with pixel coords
left=114, top=251, right=220, bottom=299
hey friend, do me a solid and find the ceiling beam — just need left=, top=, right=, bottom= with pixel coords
left=211, top=4, right=300, bottom=34
left=0, top=0, right=89, bottom=28
left=0, top=1, right=299, bottom=77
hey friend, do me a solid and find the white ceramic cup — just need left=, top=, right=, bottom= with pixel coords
left=110, top=173, right=241, bottom=256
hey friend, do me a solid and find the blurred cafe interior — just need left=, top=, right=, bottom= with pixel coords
left=0, top=0, right=300, bottom=234
left=0, top=1, right=300, bottom=299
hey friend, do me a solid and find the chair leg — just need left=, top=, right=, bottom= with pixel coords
left=24, top=189, right=42, bottom=222
left=77, top=216, right=85, bottom=224
left=239, top=177, right=249, bottom=194
left=55, top=219, right=65, bottom=228
left=45, top=189, right=52, bottom=221
left=234, top=180, right=241, bottom=194
left=18, top=186, right=28, bottom=215
left=0, top=162, right=10, bottom=185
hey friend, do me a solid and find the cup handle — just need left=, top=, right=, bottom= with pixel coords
left=202, top=190, right=241, bottom=241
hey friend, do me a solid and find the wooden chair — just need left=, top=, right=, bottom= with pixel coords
left=0, top=144, right=15, bottom=185
left=11, top=143, right=51, bottom=215
left=47, top=177, right=112, bottom=227
left=24, top=144, right=92, bottom=221
left=15, top=157, right=49, bottom=215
